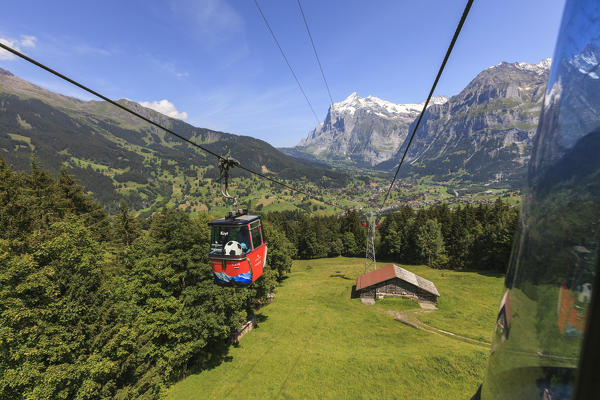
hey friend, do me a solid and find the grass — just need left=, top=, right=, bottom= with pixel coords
left=395, top=266, right=506, bottom=343
left=166, top=257, right=504, bottom=400
left=7, top=132, right=34, bottom=150
left=373, top=296, right=420, bottom=312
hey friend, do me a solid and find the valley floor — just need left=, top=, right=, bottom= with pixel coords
left=166, top=257, right=505, bottom=399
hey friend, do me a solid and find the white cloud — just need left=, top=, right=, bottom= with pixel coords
left=73, top=44, right=111, bottom=56
left=139, top=99, right=188, bottom=120
left=20, top=35, right=37, bottom=48
left=172, top=0, right=244, bottom=48
left=151, top=58, right=190, bottom=78
left=0, top=34, right=37, bottom=60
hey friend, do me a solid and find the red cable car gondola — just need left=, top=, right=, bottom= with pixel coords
left=208, top=209, right=267, bottom=286
left=208, top=157, right=267, bottom=286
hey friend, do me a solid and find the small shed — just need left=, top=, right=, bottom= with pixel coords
left=230, top=315, right=257, bottom=344
left=355, top=264, right=440, bottom=303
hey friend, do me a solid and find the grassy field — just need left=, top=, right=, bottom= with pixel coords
left=167, top=257, right=504, bottom=399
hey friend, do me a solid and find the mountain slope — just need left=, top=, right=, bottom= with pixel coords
left=292, top=92, right=448, bottom=166
left=377, top=59, right=551, bottom=184
left=0, top=68, right=347, bottom=211
left=290, top=59, right=551, bottom=186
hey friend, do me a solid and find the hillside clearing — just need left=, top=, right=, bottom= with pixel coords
left=167, top=257, right=504, bottom=399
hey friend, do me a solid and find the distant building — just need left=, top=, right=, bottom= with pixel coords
left=355, top=264, right=440, bottom=303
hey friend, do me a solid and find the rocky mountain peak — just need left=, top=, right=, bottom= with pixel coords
left=294, top=92, right=451, bottom=165
left=0, top=68, right=14, bottom=76
left=374, top=58, right=553, bottom=183
left=515, top=58, right=552, bottom=74
left=330, top=92, right=449, bottom=119
left=291, top=58, right=552, bottom=180
left=536, top=57, right=553, bottom=70
left=486, top=58, right=553, bottom=74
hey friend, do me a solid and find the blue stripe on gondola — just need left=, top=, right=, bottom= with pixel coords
left=263, top=246, right=268, bottom=268
left=213, top=271, right=252, bottom=285
left=213, top=271, right=233, bottom=284
left=232, top=272, right=252, bottom=284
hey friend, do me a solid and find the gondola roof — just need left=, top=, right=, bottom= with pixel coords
left=209, top=214, right=261, bottom=226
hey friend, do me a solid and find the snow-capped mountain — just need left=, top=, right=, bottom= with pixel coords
left=324, top=92, right=448, bottom=118
left=295, top=93, right=448, bottom=166
left=289, top=58, right=554, bottom=185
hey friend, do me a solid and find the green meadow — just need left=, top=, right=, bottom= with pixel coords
left=167, top=257, right=504, bottom=399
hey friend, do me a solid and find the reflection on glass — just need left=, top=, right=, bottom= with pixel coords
left=210, top=225, right=251, bottom=255
left=481, top=0, right=600, bottom=398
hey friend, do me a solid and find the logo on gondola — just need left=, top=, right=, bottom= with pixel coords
left=213, top=271, right=251, bottom=284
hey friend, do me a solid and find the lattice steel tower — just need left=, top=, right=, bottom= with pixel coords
left=364, top=215, right=377, bottom=274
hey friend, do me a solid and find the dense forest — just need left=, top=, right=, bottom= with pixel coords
left=0, top=158, right=292, bottom=399
left=0, top=158, right=517, bottom=399
left=265, top=199, right=518, bottom=272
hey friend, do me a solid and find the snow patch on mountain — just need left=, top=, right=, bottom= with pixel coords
left=331, top=92, right=448, bottom=117
left=488, top=58, right=552, bottom=74
left=295, top=92, right=450, bottom=165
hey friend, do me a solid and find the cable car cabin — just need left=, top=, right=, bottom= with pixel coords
left=208, top=212, right=267, bottom=286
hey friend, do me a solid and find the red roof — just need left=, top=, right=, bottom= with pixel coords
left=355, top=264, right=440, bottom=297
left=356, top=264, right=397, bottom=291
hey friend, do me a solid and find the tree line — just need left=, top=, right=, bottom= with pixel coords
left=264, top=199, right=518, bottom=272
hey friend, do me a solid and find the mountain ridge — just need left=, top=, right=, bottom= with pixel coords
left=293, top=92, right=449, bottom=166
left=289, top=58, right=552, bottom=185
left=0, top=67, right=348, bottom=212
left=376, top=58, right=551, bottom=184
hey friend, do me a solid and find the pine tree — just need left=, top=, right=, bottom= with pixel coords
left=416, top=219, right=446, bottom=267
left=114, top=201, right=140, bottom=247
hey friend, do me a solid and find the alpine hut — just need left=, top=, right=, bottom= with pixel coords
left=355, top=264, right=440, bottom=302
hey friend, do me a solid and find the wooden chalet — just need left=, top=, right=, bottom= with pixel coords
left=355, top=264, right=440, bottom=302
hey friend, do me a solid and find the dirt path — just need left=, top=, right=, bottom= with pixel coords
left=383, top=308, right=490, bottom=349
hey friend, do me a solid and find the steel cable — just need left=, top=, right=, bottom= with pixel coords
left=381, top=0, right=474, bottom=207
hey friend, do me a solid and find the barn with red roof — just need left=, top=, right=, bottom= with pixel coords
left=355, top=264, right=440, bottom=302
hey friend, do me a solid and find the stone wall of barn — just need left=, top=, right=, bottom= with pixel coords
left=359, top=287, right=376, bottom=299
left=359, top=278, right=437, bottom=303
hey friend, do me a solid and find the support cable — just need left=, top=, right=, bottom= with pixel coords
left=0, top=42, right=348, bottom=212
left=297, top=0, right=334, bottom=106
left=381, top=0, right=474, bottom=207
left=253, top=0, right=321, bottom=125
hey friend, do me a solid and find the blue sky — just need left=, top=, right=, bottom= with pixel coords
left=1, top=0, right=566, bottom=147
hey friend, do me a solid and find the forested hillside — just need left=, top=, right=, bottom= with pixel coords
left=0, top=68, right=349, bottom=214
left=0, top=157, right=293, bottom=399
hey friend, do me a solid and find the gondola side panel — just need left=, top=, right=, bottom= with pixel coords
left=249, top=244, right=267, bottom=283
left=211, top=258, right=252, bottom=285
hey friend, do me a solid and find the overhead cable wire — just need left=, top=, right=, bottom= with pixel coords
left=381, top=0, right=474, bottom=208
left=253, top=0, right=321, bottom=125
left=0, top=42, right=349, bottom=212
left=297, top=0, right=334, bottom=106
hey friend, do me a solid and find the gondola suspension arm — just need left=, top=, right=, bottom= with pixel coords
left=218, top=157, right=240, bottom=210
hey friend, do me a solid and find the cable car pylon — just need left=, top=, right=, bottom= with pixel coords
left=362, top=203, right=406, bottom=274
left=364, top=214, right=377, bottom=274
